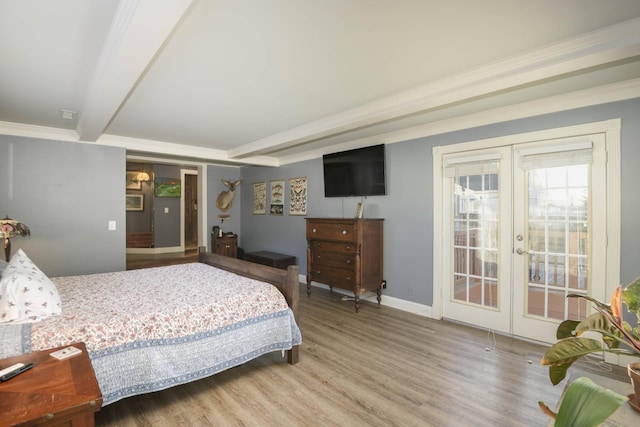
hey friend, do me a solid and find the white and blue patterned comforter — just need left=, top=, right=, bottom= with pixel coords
left=0, top=262, right=301, bottom=405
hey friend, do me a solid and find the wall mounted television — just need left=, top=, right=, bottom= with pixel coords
left=323, top=144, right=386, bottom=197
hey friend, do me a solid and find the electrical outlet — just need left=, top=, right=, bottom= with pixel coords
left=108, top=220, right=116, bottom=231
left=382, top=280, right=387, bottom=289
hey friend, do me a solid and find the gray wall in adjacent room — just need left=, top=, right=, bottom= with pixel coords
left=0, top=135, right=125, bottom=276
left=239, top=98, right=640, bottom=308
left=153, top=164, right=182, bottom=248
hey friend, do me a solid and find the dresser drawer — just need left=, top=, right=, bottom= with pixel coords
left=309, top=240, right=356, bottom=254
left=311, top=250, right=355, bottom=269
left=307, top=221, right=356, bottom=243
left=311, top=267, right=355, bottom=289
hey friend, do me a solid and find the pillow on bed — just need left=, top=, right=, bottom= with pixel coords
left=0, top=258, right=7, bottom=277
left=0, top=249, right=61, bottom=324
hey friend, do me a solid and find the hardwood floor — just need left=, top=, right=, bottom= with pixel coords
left=95, top=284, right=626, bottom=427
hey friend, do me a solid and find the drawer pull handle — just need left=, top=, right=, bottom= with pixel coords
left=312, top=228, right=317, bottom=233
left=342, top=230, right=347, bottom=235
left=345, top=260, right=351, bottom=264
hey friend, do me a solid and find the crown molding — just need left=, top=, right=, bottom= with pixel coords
left=278, top=78, right=640, bottom=165
left=231, top=17, right=640, bottom=159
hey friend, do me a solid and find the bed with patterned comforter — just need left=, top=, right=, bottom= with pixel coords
left=0, top=261, right=302, bottom=406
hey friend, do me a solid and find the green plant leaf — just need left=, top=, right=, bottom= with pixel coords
left=557, top=320, right=580, bottom=339
left=623, top=276, right=640, bottom=321
left=541, top=338, right=603, bottom=384
left=553, top=377, right=628, bottom=427
left=567, top=293, right=612, bottom=314
left=575, top=313, right=615, bottom=336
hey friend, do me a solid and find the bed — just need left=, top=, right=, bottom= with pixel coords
left=0, top=247, right=301, bottom=406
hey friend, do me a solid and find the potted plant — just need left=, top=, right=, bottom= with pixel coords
left=539, top=276, right=640, bottom=425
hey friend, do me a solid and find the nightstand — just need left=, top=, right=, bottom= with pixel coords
left=0, top=342, right=102, bottom=426
left=212, top=232, right=238, bottom=258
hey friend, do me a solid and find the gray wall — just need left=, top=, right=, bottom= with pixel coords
left=0, top=135, right=125, bottom=276
left=239, top=98, right=640, bottom=307
left=125, top=163, right=153, bottom=234
left=0, top=98, right=638, bottom=308
left=207, top=164, right=242, bottom=251
left=153, top=164, right=182, bottom=247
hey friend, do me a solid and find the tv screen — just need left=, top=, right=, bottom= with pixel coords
left=323, top=144, right=386, bottom=197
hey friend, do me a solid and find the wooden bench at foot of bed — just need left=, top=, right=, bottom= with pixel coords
left=198, top=247, right=300, bottom=364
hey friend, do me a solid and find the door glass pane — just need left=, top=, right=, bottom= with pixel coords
left=526, top=164, right=589, bottom=321
left=453, top=174, right=499, bottom=308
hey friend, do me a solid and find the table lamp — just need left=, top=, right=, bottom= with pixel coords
left=0, top=216, right=30, bottom=261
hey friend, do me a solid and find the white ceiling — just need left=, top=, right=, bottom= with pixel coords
left=1, top=0, right=640, bottom=166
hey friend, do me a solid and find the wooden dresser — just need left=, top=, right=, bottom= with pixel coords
left=212, top=232, right=238, bottom=258
left=305, top=218, right=384, bottom=312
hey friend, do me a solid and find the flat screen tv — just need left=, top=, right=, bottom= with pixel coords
left=323, top=144, right=386, bottom=197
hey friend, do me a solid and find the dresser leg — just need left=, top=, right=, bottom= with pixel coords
left=376, top=289, right=382, bottom=304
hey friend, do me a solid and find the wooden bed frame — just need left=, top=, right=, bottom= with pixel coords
left=198, top=247, right=300, bottom=364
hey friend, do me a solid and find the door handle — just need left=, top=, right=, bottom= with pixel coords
left=516, top=248, right=525, bottom=255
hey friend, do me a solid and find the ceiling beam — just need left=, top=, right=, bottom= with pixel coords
left=76, top=0, right=194, bottom=142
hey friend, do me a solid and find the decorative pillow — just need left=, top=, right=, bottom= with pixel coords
left=0, top=249, right=61, bottom=323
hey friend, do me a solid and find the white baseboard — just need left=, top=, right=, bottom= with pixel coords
left=302, top=276, right=434, bottom=318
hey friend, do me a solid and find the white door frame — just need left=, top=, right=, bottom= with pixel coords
left=432, top=119, right=621, bottom=338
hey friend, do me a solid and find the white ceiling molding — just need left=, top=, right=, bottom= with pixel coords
left=277, top=77, right=640, bottom=165
left=76, top=0, right=195, bottom=142
left=0, top=120, right=80, bottom=143
left=98, top=133, right=280, bottom=167
left=228, top=17, right=640, bottom=159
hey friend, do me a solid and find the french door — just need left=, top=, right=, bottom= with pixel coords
left=438, top=133, right=609, bottom=344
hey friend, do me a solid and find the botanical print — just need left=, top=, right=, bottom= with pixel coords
left=253, top=182, right=266, bottom=214
left=270, top=180, right=285, bottom=215
left=289, top=177, right=307, bottom=216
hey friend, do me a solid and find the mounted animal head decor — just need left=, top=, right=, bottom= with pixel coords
left=216, top=177, right=242, bottom=212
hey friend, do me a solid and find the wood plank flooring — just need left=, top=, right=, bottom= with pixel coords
left=95, top=283, right=626, bottom=427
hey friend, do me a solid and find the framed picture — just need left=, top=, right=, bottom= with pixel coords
left=270, top=179, right=284, bottom=216
left=289, top=176, right=307, bottom=216
left=155, top=177, right=181, bottom=197
left=126, top=194, right=144, bottom=211
left=126, top=171, right=141, bottom=190
left=253, top=182, right=266, bottom=214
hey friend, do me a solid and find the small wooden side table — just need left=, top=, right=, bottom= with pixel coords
left=0, top=342, right=102, bottom=426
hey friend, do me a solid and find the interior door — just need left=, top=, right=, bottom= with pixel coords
left=182, top=171, right=198, bottom=250
left=440, top=135, right=607, bottom=344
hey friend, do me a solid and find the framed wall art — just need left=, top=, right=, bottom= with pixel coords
left=126, top=171, right=141, bottom=190
left=126, top=194, right=144, bottom=211
left=270, top=180, right=284, bottom=215
left=253, top=181, right=266, bottom=214
left=289, top=176, right=307, bottom=216
left=154, top=177, right=181, bottom=197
